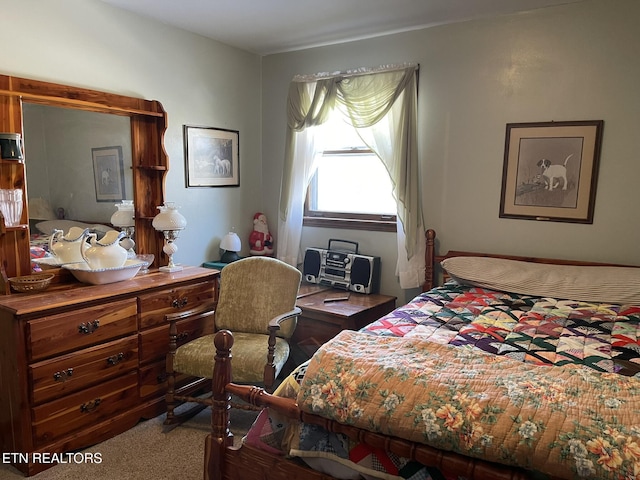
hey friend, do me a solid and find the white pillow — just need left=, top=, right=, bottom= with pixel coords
left=36, top=219, right=113, bottom=236
left=441, top=256, right=640, bottom=305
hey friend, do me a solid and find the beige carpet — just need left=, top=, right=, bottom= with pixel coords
left=0, top=405, right=258, bottom=480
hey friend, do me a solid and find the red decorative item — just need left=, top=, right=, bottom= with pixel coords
left=249, top=212, right=274, bottom=256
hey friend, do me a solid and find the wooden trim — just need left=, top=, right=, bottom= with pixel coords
left=423, top=228, right=436, bottom=291
left=0, top=89, right=165, bottom=117
left=303, top=215, right=396, bottom=232
left=0, top=74, right=164, bottom=116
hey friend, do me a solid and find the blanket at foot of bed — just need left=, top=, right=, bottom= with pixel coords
left=297, top=330, right=640, bottom=480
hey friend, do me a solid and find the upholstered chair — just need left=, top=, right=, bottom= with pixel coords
left=164, top=256, right=302, bottom=426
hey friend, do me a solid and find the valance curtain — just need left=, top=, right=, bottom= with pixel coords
left=277, top=64, right=425, bottom=289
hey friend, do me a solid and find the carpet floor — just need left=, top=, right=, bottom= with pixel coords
left=0, top=405, right=258, bottom=480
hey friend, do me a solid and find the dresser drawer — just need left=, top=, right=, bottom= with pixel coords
left=31, top=372, right=138, bottom=448
left=139, top=313, right=214, bottom=365
left=28, top=299, right=138, bottom=361
left=139, top=359, right=201, bottom=399
left=29, top=335, right=139, bottom=405
left=138, top=281, right=215, bottom=329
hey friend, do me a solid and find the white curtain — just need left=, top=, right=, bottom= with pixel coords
left=277, top=64, right=425, bottom=289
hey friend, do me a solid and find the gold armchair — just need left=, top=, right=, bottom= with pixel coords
left=164, top=256, right=302, bottom=426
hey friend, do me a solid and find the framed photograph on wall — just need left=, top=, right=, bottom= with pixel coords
left=92, top=146, right=125, bottom=202
left=184, top=125, right=239, bottom=187
left=499, top=120, right=604, bottom=223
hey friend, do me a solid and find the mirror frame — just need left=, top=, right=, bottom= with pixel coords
left=0, top=73, right=168, bottom=290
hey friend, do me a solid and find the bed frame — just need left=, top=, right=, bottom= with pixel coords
left=203, top=229, right=629, bottom=480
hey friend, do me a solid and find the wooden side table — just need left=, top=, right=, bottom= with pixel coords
left=290, top=284, right=396, bottom=362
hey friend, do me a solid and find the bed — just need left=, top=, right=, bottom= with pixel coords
left=204, top=229, right=640, bottom=480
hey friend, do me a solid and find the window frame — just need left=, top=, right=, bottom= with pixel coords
left=303, top=147, right=397, bottom=232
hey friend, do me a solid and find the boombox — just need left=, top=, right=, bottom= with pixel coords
left=302, top=239, right=380, bottom=294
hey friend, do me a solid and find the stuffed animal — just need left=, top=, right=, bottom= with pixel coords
left=249, top=212, right=274, bottom=256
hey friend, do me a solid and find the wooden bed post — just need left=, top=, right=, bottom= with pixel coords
left=423, top=229, right=436, bottom=291
left=204, top=330, right=234, bottom=480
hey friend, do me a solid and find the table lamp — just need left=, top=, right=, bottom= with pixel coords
left=152, top=202, right=187, bottom=272
left=111, top=200, right=136, bottom=256
left=220, top=232, right=241, bottom=263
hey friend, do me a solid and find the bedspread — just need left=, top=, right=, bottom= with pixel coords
left=298, top=330, right=640, bottom=480
left=362, top=283, right=640, bottom=376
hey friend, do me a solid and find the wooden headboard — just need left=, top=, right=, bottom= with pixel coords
left=423, top=229, right=633, bottom=292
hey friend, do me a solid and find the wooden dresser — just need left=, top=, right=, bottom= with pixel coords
left=0, top=266, right=219, bottom=476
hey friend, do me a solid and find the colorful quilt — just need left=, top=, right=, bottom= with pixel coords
left=298, top=330, right=640, bottom=480
left=362, top=283, right=640, bottom=377
left=256, top=283, right=640, bottom=480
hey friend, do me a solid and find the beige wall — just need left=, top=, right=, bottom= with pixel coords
left=0, top=0, right=263, bottom=266
left=262, top=0, right=640, bottom=302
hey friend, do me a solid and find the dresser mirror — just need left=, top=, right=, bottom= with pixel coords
left=23, top=104, right=134, bottom=230
left=0, top=73, right=168, bottom=287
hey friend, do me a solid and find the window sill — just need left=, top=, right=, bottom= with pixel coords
left=303, top=216, right=396, bottom=232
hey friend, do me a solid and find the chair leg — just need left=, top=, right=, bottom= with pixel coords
left=163, top=303, right=218, bottom=430
left=165, top=320, right=178, bottom=426
left=164, top=327, right=210, bottom=429
left=163, top=398, right=210, bottom=432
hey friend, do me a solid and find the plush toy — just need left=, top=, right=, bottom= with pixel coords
left=249, top=212, right=274, bottom=256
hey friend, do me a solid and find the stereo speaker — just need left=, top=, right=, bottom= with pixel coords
left=350, top=256, right=380, bottom=294
left=302, top=248, right=322, bottom=283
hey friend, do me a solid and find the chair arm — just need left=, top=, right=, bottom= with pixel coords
left=264, top=306, right=301, bottom=391
left=267, top=306, right=302, bottom=331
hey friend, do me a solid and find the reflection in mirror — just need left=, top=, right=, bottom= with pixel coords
left=22, top=104, right=133, bottom=239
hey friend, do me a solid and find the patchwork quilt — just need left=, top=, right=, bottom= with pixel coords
left=298, top=330, right=640, bottom=480
left=253, top=283, right=640, bottom=480
left=362, top=283, right=640, bottom=376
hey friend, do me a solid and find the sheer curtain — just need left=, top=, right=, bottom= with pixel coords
left=277, top=64, right=425, bottom=289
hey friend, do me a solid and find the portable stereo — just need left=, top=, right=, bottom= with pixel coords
left=302, top=239, right=380, bottom=294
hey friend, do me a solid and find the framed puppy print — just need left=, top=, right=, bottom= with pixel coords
left=92, top=146, right=125, bottom=202
left=499, top=120, right=604, bottom=223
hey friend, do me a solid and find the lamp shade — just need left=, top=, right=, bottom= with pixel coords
left=111, top=200, right=135, bottom=227
left=220, top=232, right=241, bottom=252
left=152, top=202, right=186, bottom=231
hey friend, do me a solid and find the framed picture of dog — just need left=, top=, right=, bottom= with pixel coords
left=184, top=125, right=239, bottom=187
left=499, top=120, right=604, bottom=223
left=92, top=145, right=125, bottom=202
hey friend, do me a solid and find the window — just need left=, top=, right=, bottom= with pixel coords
left=304, top=112, right=397, bottom=232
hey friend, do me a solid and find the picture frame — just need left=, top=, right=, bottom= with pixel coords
left=499, top=120, right=604, bottom=223
left=92, top=146, right=125, bottom=202
left=184, top=125, right=239, bottom=187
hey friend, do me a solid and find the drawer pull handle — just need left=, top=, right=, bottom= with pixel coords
left=172, top=297, right=188, bottom=309
left=78, top=320, right=100, bottom=334
left=80, top=398, right=101, bottom=413
left=106, top=353, right=125, bottom=366
left=156, top=372, right=167, bottom=384
left=53, top=368, right=74, bottom=382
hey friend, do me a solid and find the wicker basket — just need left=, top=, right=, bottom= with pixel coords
left=8, top=273, right=55, bottom=293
